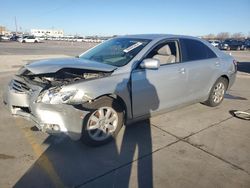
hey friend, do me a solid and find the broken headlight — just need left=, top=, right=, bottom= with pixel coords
left=37, top=89, right=77, bottom=104
left=36, top=88, right=92, bottom=104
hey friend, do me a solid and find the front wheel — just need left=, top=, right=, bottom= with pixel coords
left=203, top=77, right=228, bottom=107
left=81, top=96, right=124, bottom=146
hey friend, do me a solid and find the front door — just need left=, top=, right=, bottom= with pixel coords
left=131, top=61, right=188, bottom=118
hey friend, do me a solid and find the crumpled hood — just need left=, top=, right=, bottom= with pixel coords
left=25, top=58, right=117, bottom=74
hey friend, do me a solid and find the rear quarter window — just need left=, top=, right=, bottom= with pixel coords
left=180, top=39, right=217, bottom=62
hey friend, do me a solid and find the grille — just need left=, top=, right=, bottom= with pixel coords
left=11, top=80, right=30, bottom=93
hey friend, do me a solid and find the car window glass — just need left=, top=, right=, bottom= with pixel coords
left=180, top=39, right=217, bottom=62
left=80, top=38, right=151, bottom=67
left=145, top=41, right=179, bottom=65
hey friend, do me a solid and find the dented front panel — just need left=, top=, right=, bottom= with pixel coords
left=3, top=75, right=88, bottom=140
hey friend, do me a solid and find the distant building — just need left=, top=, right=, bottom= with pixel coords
left=31, top=29, right=64, bottom=37
left=0, top=26, right=8, bottom=35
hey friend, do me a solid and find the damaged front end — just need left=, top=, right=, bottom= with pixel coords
left=19, top=67, right=111, bottom=87
left=3, top=64, right=113, bottom=140
left=21, top=67, right=112, bottom=104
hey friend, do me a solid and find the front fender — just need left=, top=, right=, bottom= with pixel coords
left=63, top=73, right=133, bottom=119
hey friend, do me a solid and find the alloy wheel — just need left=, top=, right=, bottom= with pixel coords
left=212, top=82, right=225, bottom=103
left=87, top=107, right=118, bottom=141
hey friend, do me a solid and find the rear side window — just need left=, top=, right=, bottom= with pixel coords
left=180, top=39, right=217, bottom=62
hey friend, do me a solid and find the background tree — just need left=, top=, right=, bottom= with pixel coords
left=217, top=32, right=230, bottom=40
left=203, top=33, right=216, bottom=40
left=231, top=32, right=245, bottom=40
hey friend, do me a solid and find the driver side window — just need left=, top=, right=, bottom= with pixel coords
left=145, top=41, right=180, bottom=65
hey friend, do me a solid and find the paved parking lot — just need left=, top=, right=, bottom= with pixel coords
left=0, top=41, right=96, bottom=56
left=0, top=41, right=250, bottom=188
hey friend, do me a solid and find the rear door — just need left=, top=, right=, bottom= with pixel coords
left=179, top=38, right=220, bottom=101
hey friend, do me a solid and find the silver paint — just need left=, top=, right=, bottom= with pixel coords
left=3, top=34, right=237, bottom=140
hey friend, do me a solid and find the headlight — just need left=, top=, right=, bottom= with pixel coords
left=37, top=89, right=77, bottom=104
left=36, top=88, right=92, bottom=104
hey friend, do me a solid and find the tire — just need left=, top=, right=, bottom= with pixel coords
left=22, top=40, right=25, bottom=43
left=81, top=96, right=124, bottom=146
left=34, top=40, right=38, bottom=43
left=203, top=77, right=228, bottom=107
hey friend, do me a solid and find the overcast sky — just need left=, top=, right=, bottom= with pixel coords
left=1, top=0, right=250, bottom=36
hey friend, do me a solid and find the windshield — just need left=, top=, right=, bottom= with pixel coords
left=80, top=38, right=151, bottom=67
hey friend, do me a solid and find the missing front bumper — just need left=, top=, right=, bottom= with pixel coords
left=3, top=78, right=89, bottom=140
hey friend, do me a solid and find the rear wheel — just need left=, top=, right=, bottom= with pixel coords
left=22, top=40, right=25, bottom=43
left=81, top=96, right=124, bottom=146
left=204, top=77, right=228, bottom=107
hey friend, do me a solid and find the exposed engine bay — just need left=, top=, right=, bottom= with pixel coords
left=19, top=68, right=112, bottom=87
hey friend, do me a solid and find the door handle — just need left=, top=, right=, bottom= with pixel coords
left=215, top=62, right=220, bottom=66
left=178, top=68, right=186, bottom=74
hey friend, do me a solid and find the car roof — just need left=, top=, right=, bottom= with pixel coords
left=118, top=34, right=201, bottom=41
left=118, top=34, right=226, bottom=59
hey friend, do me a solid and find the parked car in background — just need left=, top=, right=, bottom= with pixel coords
left=74, top=37, right=84, bottom=42
left=218, top=41, right=229, bottom=50
left=38, top=36, right=47, bottom=41
left=10, top=35, right=21, bottom=41
left=38, top=36, right=45, bottom=40
left=0, top=35, right=10, bottom=41
left=244, top=39, right=250, bottom=50
left=219, top=39, right=246, bottom=51
left=208, top=40, right=220, bottom=47
left=3, top=34, right=237, bottom=146
left=18, top=35, right=40, bottom=43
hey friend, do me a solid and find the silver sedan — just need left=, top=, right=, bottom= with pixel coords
left=3, top=34, right=237, bottom=146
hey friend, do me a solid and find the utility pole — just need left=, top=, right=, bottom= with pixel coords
left=15, top=16, right=18, bottom=34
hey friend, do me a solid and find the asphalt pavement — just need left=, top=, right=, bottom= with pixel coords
left=0, top=41, right=250, bottom=188
left=0, top=41, right=96, bottom=56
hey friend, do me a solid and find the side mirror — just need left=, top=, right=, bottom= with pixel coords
left=140, top=58, right=160, bottom=69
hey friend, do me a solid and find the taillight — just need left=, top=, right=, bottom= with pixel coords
left=233, top=60, right=238, bottom=72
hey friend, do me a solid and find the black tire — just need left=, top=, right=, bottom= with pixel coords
left=34, top=40, right=38, bottom=43
left=81, top=96, right=124, bottom=146
left=203, top=77, right=228, bottom=107
left=22, top=40, right=25, bottom=43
